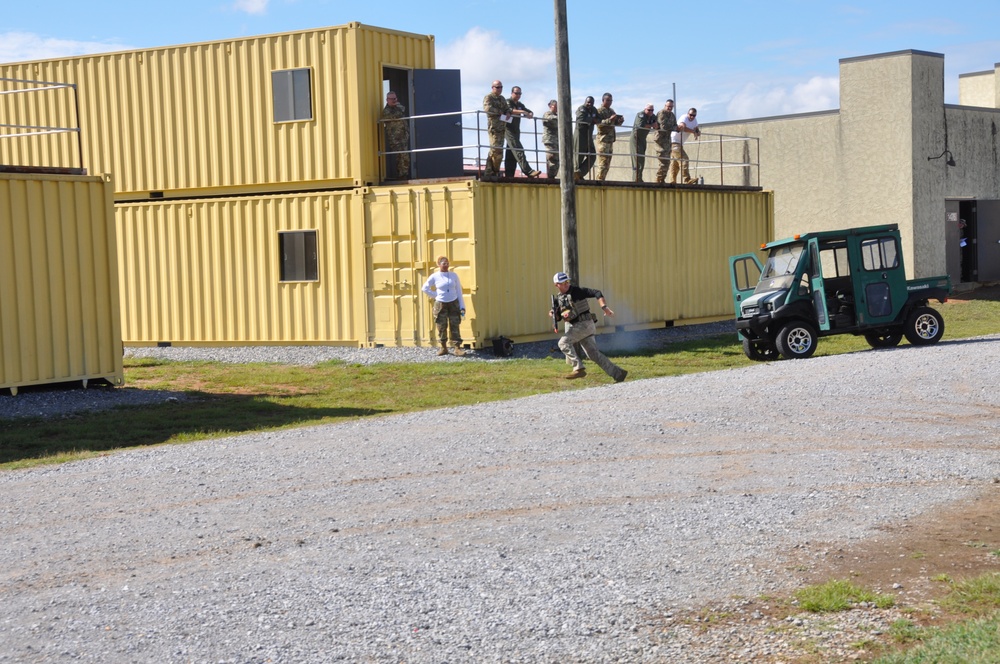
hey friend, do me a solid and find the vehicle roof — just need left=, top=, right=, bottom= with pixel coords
left=764, top=223, right=899, bottom=249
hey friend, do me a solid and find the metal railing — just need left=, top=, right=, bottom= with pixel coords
left=379, top=109, right=760, bottom=186
left=0, top=77, right=85, bottom=172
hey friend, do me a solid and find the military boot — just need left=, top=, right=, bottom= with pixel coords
left=437, top=344, right=448, bottom=356
left=453, top=346, right=466, bottom=357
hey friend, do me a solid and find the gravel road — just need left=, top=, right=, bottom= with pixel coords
left=2, top=332, right=999, bottom=662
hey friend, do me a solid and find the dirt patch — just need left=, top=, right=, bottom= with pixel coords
left=801, top=486, right=1000, bottom=600
left=662, top=487, right=1000, bottom=663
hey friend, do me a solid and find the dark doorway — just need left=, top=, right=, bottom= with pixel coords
left=382, top=67, right=412, bottom=180
left=946, top=199, right=979, bottom=284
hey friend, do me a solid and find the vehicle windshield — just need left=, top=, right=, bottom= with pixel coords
left=754, top=242, right=805, bottom=295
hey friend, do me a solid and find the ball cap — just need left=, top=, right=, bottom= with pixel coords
left=553, top=272, right=570, bottom=284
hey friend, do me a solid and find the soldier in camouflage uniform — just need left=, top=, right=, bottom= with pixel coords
left=594, top=93, right=623, bottom=181
left=654, top=99, right=677, bottom=184
left=541, top=100, right=559, bottom=179
left=573, top=96, right=598, bottom=180
left=482, top=80, right=511, bottom=179
left=503, top=86, right=541, bottom=178
left=381, top=91, right=410, bottom=179
left=629, top=104, right=659, bottom=182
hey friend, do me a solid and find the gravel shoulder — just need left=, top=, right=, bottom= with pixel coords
left=2, top=331, right=999, bottom=662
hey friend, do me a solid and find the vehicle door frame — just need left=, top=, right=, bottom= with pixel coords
left=729, top=253, right=763, bottom=316
left=849, top=229, right=908, bottom=327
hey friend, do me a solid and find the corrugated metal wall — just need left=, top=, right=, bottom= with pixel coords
left=117, top=191, right=365, bottom=345
left=353, top=24, right=436, bottom=185
left=470, top=183, right=773, bottom=342
left=0, top=24, right=434, bottom=197
left=364, top=181, right=773, bottom=346
left=116, top=183, right=770, bottom=348
left=0, top=172, right=123, bottom=393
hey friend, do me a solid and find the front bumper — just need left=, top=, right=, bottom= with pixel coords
left=735, top=313, right=772, bottom=339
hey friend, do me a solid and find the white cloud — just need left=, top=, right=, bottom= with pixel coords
left=726, top=75, right=840, bottom=120
left=437, top=27, right=555, bottom=113
left=0, top=31, right=131, bottom=64
left=233, top=0, right=269, bottom=15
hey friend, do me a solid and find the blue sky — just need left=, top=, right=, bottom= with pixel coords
left=3, top=1, right=999, bottom=123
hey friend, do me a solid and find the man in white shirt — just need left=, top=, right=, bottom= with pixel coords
left=669, top=107, right=701, bottom=185
left=421, top=256, right=467, bottom=356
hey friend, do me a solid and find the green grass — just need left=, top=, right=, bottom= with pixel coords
left=874, top=615, right=1000, bottom=663
left=940, top=573, right=1000, bottom=617
left=2, top=288, right=999, bottom=471
left=794, top=579, right=896, bottom=613
left=872, top=573, right=1000, bottom=663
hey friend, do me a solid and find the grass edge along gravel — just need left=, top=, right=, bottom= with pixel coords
left=872, top=572, right=1000, bottom=663
left=2, top=289, right=999, bottom=471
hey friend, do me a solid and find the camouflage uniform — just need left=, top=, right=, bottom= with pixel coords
left=542, top=109, right=559, bottom=178
left=629, top=110, right=658, bottom=182
left=504, top=97, right=539, bottom=177
left=654, top=108, right=677, bottom=183
left=483, top=92, right=511, bottom=177
left=381, top=102, right=410, bottom=179
left=573, top=101, right=599, bottom=177
left=594, top=105, right=619, bottom=181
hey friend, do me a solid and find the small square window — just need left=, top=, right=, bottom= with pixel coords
left=272, top=68, right=313, bottom=122
left=861, top=237, right=900, bottom=271
left=279, top=230, right=318, bottom=282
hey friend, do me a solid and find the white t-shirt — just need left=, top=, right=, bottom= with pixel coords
left=671, top=115, right=699, bottom=145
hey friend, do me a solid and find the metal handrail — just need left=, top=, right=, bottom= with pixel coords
left=0, top=77, right=84, bottom=171
left=386, top=108, right=762, bottom=185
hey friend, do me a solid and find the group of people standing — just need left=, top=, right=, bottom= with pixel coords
left=481, top=80, right=543, bottom=179
left=482, top=81, right=702, bottom=184
left=381, top=84, right=702, bottom=185
left=629, top=100, right=702, bottom=184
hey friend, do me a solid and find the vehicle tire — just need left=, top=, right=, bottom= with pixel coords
left=864, top=330, right=903, bottom=348
left=742, top=339, right=779, bottom=362
left=775, top=321, right=818, bottom=359
left=903, top=306, right=945, bottom=346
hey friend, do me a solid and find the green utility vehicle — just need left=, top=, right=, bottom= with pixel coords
left=729, top=224, right=952, bottom=360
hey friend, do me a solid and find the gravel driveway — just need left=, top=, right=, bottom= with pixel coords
left=2, top=333, right=999, bottom=662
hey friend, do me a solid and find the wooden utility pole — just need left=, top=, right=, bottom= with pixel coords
left=553, top=0, right=578, bottom=282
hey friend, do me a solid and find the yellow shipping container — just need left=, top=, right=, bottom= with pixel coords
left=367, top=181, right=773, bottom=346
left=0, top=23, right=435, bottom=198
left=117, top=182, right=770, bottom=348
left=0, top=171, right=123, bottom=394
left=117, top=190, right=367, bottom=345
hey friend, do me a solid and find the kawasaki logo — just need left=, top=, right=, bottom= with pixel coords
left=906, top=284, right=929, bottom=291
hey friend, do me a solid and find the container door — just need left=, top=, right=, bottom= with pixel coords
left=729, top=253, right=762, bottom=316
left=411, top=69, right=463, bottom=179
left=367, top=190, right=428, bottom=346
left=851, top=230, right=907, bottom=326
left=807, top=238, right=831, bottom=331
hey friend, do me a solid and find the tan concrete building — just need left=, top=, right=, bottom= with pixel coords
left=699, top=50, right=1000, bottom=285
